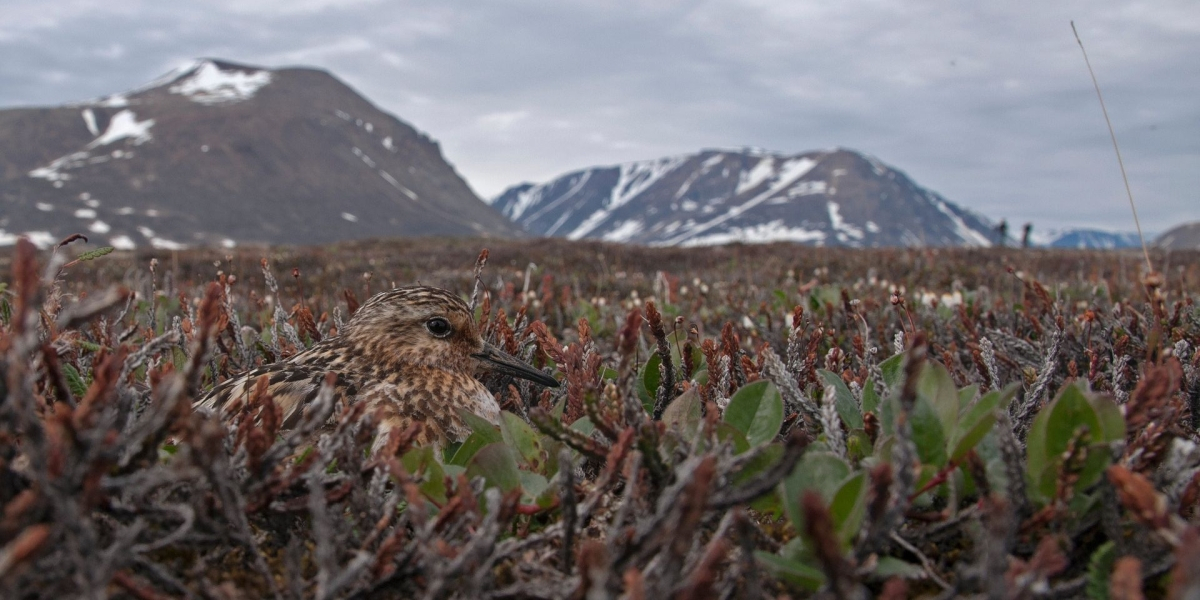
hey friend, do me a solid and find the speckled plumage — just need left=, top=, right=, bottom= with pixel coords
left=196, top=286, right=556, bottom=446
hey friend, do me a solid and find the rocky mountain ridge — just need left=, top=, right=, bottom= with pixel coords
left=489, top=148, right=1002, bottom=247
left=0, top=59, right=522, bottom=249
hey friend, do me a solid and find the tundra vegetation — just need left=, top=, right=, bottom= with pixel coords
left=1, top=236, right=1198, bottom=599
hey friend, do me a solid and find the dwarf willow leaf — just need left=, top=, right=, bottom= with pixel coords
left=466, top=443, right=522, bottom=493
left=724, top=380, right=784, bottom=446
left=817, top=369, right=863, bottom=429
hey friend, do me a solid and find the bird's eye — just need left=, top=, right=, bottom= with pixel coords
left=425, top=317, right=453, bottom=338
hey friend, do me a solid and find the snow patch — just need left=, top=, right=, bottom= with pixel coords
left=169, top=61, right=272, bottom=105
left=88, top=110, right=154, bottom=147
left=601, top=220, right=644, bottom=242
left=117, top=207, right=135, bottom=215
left=787, top=180, right=828, bottom=197
left=74, top=208, right=97, bottom=219
left=95, top=94, right=128, bottom=108
left=150, top=238, right=185, bottom=250
left=81, top=108, right=99, bottom=135
left=702, top=154, right=725, bottom=169
left=827, top=201, right=864, bottom=243
left=341, top=212, right=359, bottom=222
left=109, top=235, right=136, bottom=250
left=736, top=157, right=776, bottom=195
left=382, top=136, right=394, bottom=151
left=0, top=230, right=56, bottom=248
left=88, top=221, right=111, bottom=233
left=29, top=151, right=90, bottom=182
left=675, top=220, right=827, bottom=247
left=221, top=238, right=237, bottom=249
left=36, top=202, right=54, bottom=212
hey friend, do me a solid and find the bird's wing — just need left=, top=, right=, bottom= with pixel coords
left=196, top=364, right=356, bottom=429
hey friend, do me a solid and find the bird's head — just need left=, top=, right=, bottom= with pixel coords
left=341, top=286, right=558, bottom=387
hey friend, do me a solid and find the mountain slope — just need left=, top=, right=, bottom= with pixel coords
left=489, top=149, right=999, bottom=247
left=1156, top=221, right=1200, bottom=250
left=1031, top=228, right=1144, bottom=249
left=0, top=59, right=523, bottom=248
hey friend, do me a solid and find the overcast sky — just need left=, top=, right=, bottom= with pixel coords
left=2, top=0, right=1197, bottom=233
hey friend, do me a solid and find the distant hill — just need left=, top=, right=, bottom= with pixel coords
left=0, top=59, right=522, bottom=249
left=1156, top=221, right=1200, bottom=250
left=1032, top=228, right=1144, bottom=250
left=489, top=148, right=1002, bottom=247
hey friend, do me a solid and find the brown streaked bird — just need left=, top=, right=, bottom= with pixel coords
left=195, top=286, right=558, bottom=445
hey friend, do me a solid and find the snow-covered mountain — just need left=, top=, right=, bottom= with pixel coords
left=488, top=149, right=1001, bottom=247
left=1033, top=228, right=1144, bottom=249
left=0, top=59, right=522, bottom=249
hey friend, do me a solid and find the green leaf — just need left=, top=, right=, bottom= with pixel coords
left=714, top=422, right=751, bottom=455
left=957, top=384, right=980, bottom=411
left=466, top=443, right=522, bottom=492
left=449, top=410, right=503, bottom=466
left=724, top=380, right=784, bottom=446
left=518, top=471, right=549, bottom=501
left=829, top=471, right=868, bottom=547
left=909, top=394, right=947, bottom=467
left=917, top=362, right=959, bottom=434
left=63, top=363, right=89, bottom=399
left=781, top=452, right=851, bottom=528
left=1026, top=383, right=1126, bottom=503
left=817, top=369, right=863, bottom=430
left=872, top=556, right=927, bottom=580
left=638, top=353, right=662, bottom=411
left=948, top=384, right=1015, bottom=462
left=1085, top=541, right=1116, bottom=600
left=570, top=416, right=595, bottom=437
left=401, top=446, right=448, bottom=505
left=662, top=388, right=702, bottom=438
left=879, top=352, right=906, bottom=388
left=500, top=412, right=544, bottom=469
left=755, top=552, right=824, bottom=590
left=862, top=381, right=879, bottom=415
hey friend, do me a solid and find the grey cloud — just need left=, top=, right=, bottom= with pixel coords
left=1, top=0, right=1197, bottom=232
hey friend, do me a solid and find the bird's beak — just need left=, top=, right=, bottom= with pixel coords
left=472, top=342, right=559, bottom=388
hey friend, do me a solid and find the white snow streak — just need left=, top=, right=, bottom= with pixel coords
left=601, top=220, right=644, bottom=242
left=81, top=108, right=99, bottom=135
left=735, top=157, right=776, bottom=195
left=169, top=61, right=271, bottom=105
left=517, top=170, right=592, bottom=227
left=827, top=201, right=864, bottom=243
left=676, top=220, right=826, bottom=247
left=931, top=198, right=992, bottom=247
left=566, top=156, right=685, bottom=240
